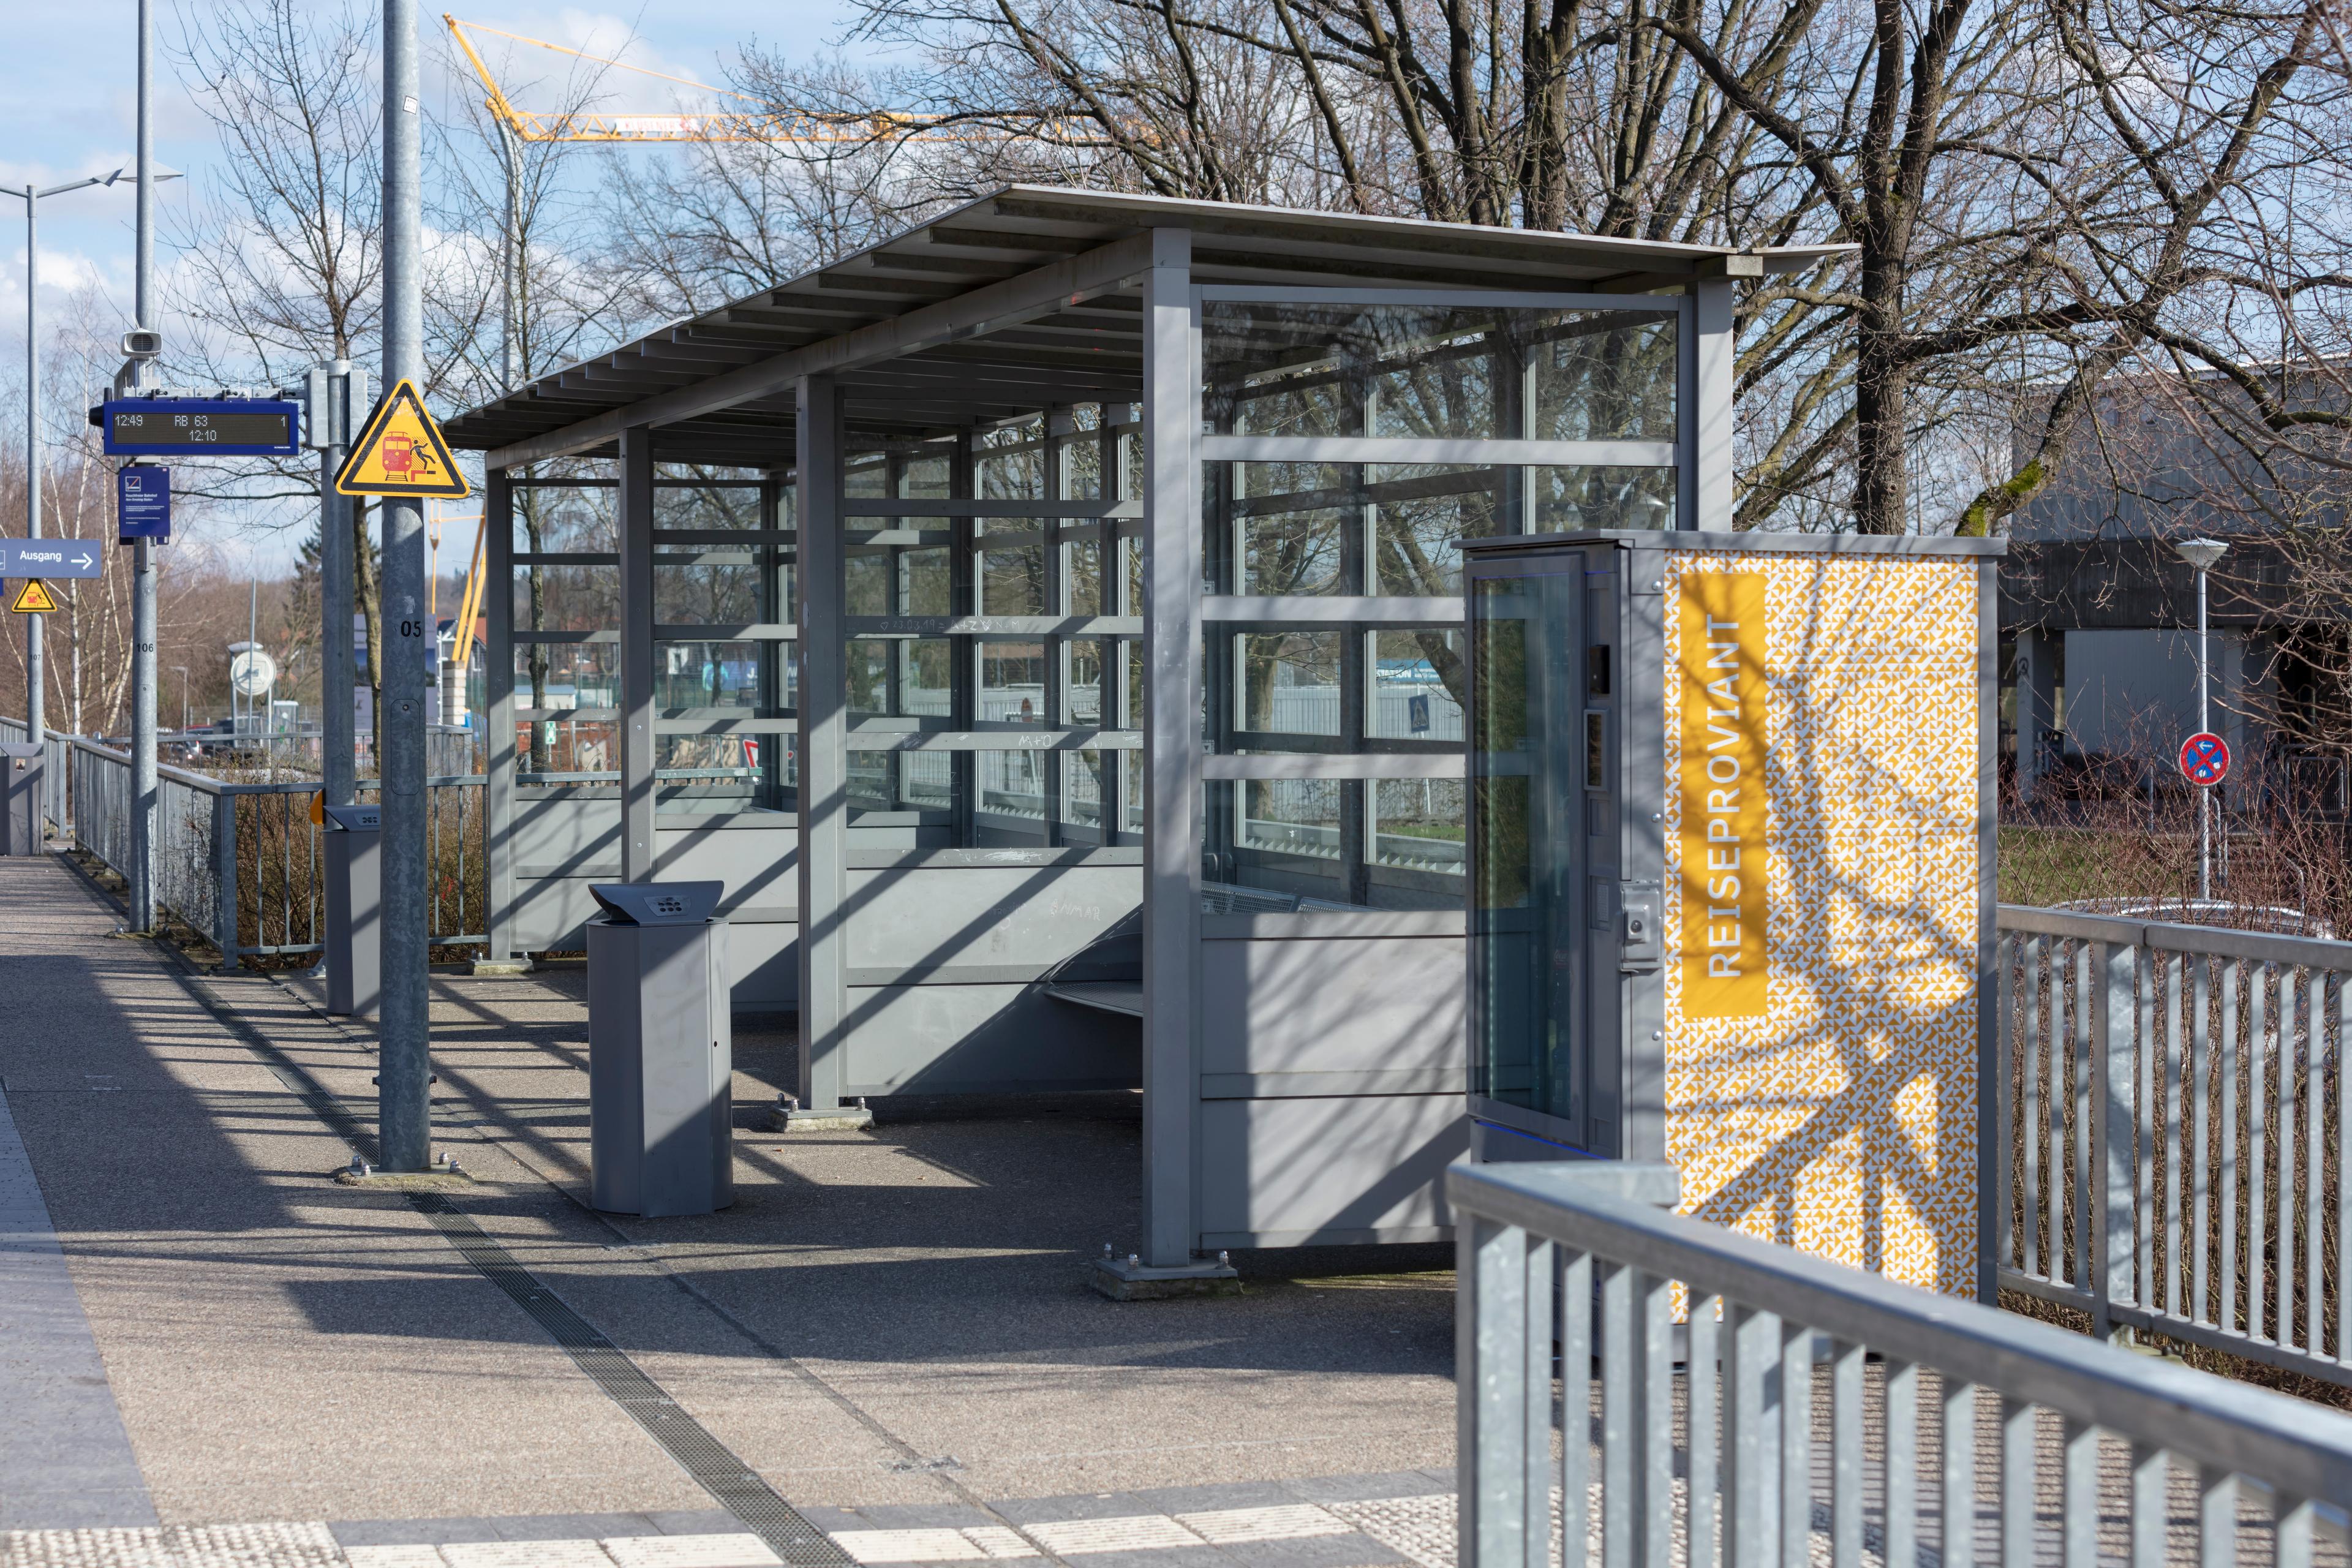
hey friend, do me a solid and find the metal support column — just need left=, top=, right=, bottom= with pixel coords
left=128, top=0, right=157, bottom=924
left=1690, top=277, right=1736, bottom=532
left=316, top=363, right=361, bottom=805
left=795, top=375, right=848, bottom=1112
left=482, top=467, right=518, bottom=962
left=376, top=0, right=431, bottom=1171
left=1140, top=227, right=1199, bottom=1267
left=618, top=428, right=656, bottom=880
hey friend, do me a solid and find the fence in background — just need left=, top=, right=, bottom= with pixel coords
left=1996, top=905, right=2352, bottom=1393
left=1452, top=1159, right=2352, bottom=1568
left=54, top=736, right=484, bottom=968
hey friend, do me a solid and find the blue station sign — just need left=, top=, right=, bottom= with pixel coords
left=96, top=396, right=300, bottom=457
left=118, top=467, right=172, bottom=541
left=0, top=538, right=102, bottom=578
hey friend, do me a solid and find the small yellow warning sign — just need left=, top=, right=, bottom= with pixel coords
left=334, top=378, right=471, bottom=499
left=8, top=579, right=59, bottom=614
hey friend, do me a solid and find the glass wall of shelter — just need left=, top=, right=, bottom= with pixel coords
left=450, top=194, right=1775, bottom=1267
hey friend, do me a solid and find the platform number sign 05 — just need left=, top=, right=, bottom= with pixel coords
left=2180, top=731, right=2231, bottom=788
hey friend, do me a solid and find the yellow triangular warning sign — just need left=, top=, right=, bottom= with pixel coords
left=334, top=378, right=471, bottom=499
left=8, top=579, right=59, bottom=614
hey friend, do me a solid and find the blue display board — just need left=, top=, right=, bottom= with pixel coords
left=98, top=398, right=300, bottom=457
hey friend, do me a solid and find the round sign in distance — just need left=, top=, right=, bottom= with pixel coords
left=229, top=648, right=278, bottom=697
left=2179, top=731, right=2231, bottom=787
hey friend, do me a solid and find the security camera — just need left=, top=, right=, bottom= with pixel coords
left=121, top=329, right=163, bottom=359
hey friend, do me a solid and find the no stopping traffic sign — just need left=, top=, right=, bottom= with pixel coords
left=2180, top=731, right=2231, bottom=787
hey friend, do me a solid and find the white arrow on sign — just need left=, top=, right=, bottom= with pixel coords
left=72, top=551, right=93, bottom=570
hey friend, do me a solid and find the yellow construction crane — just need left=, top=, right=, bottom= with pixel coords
left=446, top=14, right=998, bottom=393
left=445, top=15, right=952, bottom=145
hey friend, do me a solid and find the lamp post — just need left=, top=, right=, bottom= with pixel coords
left=5, top=170, right=126, bottom=746
left=2174, top=537, right=2228, bottom=901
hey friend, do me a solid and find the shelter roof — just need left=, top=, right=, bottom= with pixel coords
left=442, top=185, right=1853, bottom=470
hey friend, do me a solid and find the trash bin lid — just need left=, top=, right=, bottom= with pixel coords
left=590, top=881, right=724, bottom=926
left=0, top=743, right=40, bottom=760
left=322, top=804, right=382, bottom=832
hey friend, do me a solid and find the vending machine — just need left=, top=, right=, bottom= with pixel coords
left=1463, top=529, right=2002, bottom=1296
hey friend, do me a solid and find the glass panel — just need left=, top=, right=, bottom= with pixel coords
left=844, top=452, right=891, bottom=498
left=655, top=734, right=758, bottom=802
left=1069, top=538, right=1102, bottom=616
left=1223, top=461, right=1350, bottom=596
left=1469, top=566, right=1576, bottom=1126
left=847, top=640, right=892, bottom=717
left=1125, top=641, right=1144, bottom=729
left=976, top=421, right=1046, bottom=499
left=519, top=715, right=617, bottom=782
left=654, top=484, right=763, bottom=531
left=902, top=639, right=952, bottom=717
left=1068, top=748, right=1106, bottom=828
left=1202, top=301, right=1676, bottom=442
left=979, top=747, right=1048, bottom=823
left=1208, top=778, right=1348, bottom=908
left=900, top=753, right=952, bottom=810
left=848, top=753, right=891, bottom=812
left=981, top=542, right=1046, bottom=615
left=845, top=554, right=892, bottom=617
left=1370, top=630, right=1466, bottom=739
left=900, top=548, right=950, bottom=616
left=1239, top=631, right=1341, bottom=737
left=1066, top=639, right=1104, bottom=725
left=654, top=562, right=761, bottom=624
left=655, top=641, right=766, bottom=709
left=512, top=564, right=617, bottom=633
left=1370, top=463, right=1506, bottom=594
left=1533, top=464, right=1675, bottom=532
left=513, top=642, right=616, bottom=710
left=1370, top=777, right=1465, bottom=883
left=512, top=483, right=616, bottom=554
left=979, top=640, right=1046, bottom=724
left=900, top=451, right=952, bottom=499
left=1121, top=535, right=1142, bottom=615
left=1065, top=433, right=1103, bottom=499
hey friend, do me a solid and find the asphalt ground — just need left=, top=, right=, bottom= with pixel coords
left=0, top=852, right=1458, bottom=1531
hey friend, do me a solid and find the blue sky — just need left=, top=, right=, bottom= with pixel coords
left=0, top=1, right=881, bottom=329
left=1, top=1, right=888, bottom=564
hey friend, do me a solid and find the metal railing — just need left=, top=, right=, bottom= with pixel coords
left=0, top=715, right=74, bottom=832
left=1996, top=904, right=2352, bottom=1391
left=1452, top=1159, right=2352, bottom=1568
left=62, top=735, right=486, bottom=968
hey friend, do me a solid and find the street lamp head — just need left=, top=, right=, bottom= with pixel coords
left=2174, top=537, right=2228, bottom=571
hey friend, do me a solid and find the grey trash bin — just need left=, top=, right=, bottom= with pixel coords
left=586, top=881, right=734, bottom=1217
left=321, top=804, right=382, bottom=1017
left=1, top=743, right=43, bottom=856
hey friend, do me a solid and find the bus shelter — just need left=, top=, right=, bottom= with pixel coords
left=440, top=187, right=1844, bottom=1275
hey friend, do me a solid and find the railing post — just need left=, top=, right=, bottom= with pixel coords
left=2095, top=935, right=2137, bottom=1342
left=213, top=790, right=239, bottom=971
left=1457, top=1213, right=1537, bottom=1568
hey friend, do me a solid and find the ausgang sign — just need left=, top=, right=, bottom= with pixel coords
left=0, top=540, right=102, bottom=578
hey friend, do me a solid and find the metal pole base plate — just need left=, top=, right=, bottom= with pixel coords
left=1087, top=1254, right=1242, bottom=1302
left=769, top=1102, right=876, bottom=1134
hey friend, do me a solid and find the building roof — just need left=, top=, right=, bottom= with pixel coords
left=442, top=184, right=1853, bottom=470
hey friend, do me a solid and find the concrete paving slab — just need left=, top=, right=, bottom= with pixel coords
left=9, top=848, right=1464, bottom=1542
left=0, top=1085, right=154, bottom=1529
left=0, top=858, right=711, bottom=1526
